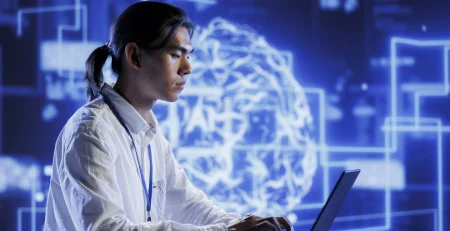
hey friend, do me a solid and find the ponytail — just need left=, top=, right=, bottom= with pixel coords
left=84, top=44, right=110, bottom=101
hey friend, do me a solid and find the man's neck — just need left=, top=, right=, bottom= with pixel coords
left=113, top=80, right=156, bottom=124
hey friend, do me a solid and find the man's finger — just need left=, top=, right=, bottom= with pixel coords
left=256, top=217, right=282, bottom=230
left=243, top=213, right=263, bottom=222
left=249, top=221, right=280, bottom=231
left=276, top=216, right=293, bottom=231
left=242, top=214, right=254, bottom=221
left=227, top=218, right=253, bottom=229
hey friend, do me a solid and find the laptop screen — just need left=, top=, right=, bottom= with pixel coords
left=310, top=169, right=361, bottom=231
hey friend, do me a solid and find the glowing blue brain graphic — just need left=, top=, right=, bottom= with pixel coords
left=154, top=18, right=317, bottom=215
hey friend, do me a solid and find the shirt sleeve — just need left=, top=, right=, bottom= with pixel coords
left=162, top=136, right=241, bottom=226
left=59, top=123, right=228, bottom=231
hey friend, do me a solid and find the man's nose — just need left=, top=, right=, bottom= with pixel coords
left=179, top=56, right=192, bottom=76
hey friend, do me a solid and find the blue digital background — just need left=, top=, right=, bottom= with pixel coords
left=1, top=0, right=450, bottom=230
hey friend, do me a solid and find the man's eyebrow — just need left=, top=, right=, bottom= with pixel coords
left=167, top=45, right=194, bottom=54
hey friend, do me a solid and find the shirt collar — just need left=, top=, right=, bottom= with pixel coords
left=100, top=83, right=157, bottom=134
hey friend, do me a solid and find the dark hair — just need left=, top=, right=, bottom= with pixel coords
left=84, top=1, right=194, bottom=101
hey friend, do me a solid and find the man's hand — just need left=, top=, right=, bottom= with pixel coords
left=227, top=214, right=293, bottom=231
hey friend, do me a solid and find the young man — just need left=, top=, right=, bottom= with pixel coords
left=44, top=2, right=292, bottom=231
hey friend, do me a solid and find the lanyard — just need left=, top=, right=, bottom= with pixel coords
left=99, top=93, right=153, bottom=222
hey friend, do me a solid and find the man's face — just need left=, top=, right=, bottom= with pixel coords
left=137, top=27, right=193, bottom=102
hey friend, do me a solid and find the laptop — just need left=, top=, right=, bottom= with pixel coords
left=310, top=169, right=361, bottom=231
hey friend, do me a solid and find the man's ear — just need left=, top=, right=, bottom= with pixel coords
left=125, top=42, right=141, bottom=70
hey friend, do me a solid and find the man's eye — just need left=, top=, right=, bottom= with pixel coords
left=171, top=54, right=181, bottom=58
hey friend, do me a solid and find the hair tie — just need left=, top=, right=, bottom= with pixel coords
left=103, top=41, right=112, bottom=55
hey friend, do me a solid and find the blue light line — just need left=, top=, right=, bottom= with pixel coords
left=31, top=166, right=36, bottom=231
left=437, top=122, right=443, bottom=231
left=0, top=45, right=2, bottom=155
left=169, top=0, right=218, bottom=4
left=382, top=125, right=450, bottom=132
left=17, top=5, right=77, bottom=36
left=326, top=146, right=389, bottom=154
left=401, top=83, right=446, bottom=92
left=390, top=38, right=398, bottom=153
left=322, top=161, right=347, bottom=167
left=57, top=0, right=87, bottom=43
left=384, top=121, right=391, bottom=229
left=445, top=47, right=449, bottom=93
left=415, top=93, right=420, bottom=128
left=16, top=1, right=87, bottom=40
left=17, top=208, right=21, bottom=231
left=392, top=38, right=450, bottom=46
left=295, top=203, right=324, bottom=210
left=435, top=206, right=438, bottom=231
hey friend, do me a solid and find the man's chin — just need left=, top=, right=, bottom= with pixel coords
left=162, top=94, right=179, bottom=103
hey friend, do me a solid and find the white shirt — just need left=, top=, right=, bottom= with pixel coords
left=44, top=84, right=240, bottom=231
